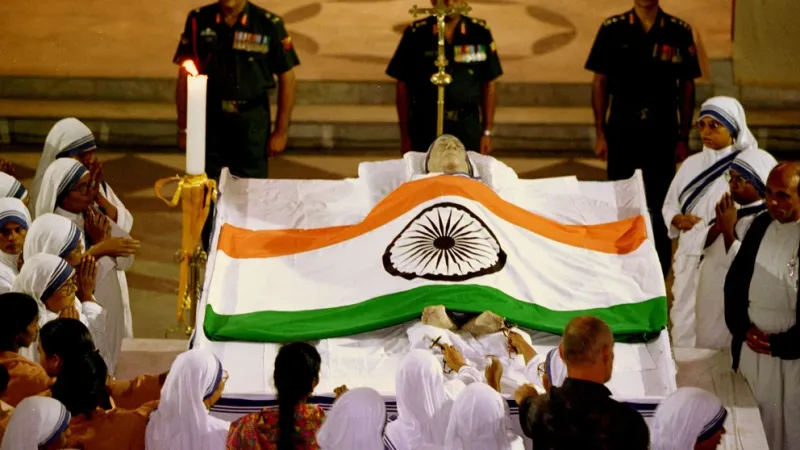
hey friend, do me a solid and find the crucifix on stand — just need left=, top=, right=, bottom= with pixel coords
left=409, top=0, right=472, bottom=136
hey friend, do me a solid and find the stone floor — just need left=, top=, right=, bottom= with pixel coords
left=1, top=149, right=607, bottom=338
left=0, top=0, right=730, bottom=82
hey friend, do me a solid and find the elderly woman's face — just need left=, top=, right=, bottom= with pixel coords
left=59, top=173, right=95, bottom=214
left=427, top=137, right=469, bottom=175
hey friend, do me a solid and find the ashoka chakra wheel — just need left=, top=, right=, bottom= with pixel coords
left=383, top=202, right=507, bottom=281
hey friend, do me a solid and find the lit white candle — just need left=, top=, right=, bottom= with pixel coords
left=183, top=60, right=207, bottom=176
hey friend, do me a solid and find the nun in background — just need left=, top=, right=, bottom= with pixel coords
left=24, top=213, right=108, bottom=360
left=0, top=197, right=31, bottom=277
left=33, top=118, right=133, bottom=234
left=146, top=349, right=230, bottom=450
left=0, top=171, right=29, bottom=204
left=650, top=387, right=727, bottom=450
left=0, top=396, right=71, bottom=450
left=35, top=158, right=139, bottom=374
left=317, top=387, right=386, bottom=450
left=444, top=383, right=525, bottom=450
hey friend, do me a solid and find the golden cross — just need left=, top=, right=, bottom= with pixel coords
left=409, top=1, right=472, bottom=136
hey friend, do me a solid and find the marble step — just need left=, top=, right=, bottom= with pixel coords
left=1, top=99, right=799, bottom=152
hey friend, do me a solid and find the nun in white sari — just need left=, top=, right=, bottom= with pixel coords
left=650, top=387, right=727, bottom=450
left=35, top=158, right=136, bottom=374
left=0, top=396, right=72, bottom=450
left=695, top=148, right=777, bottom=349
left=384, top=350, right=467, bottom=450
left=145, top=349, right=230, bottom=450
left=444, top=383, right=525, bottom=450
left=0, top=172, right=29, bottom=203
left=24, top=213, right=109, bottom=364
left=662, top=96, right=757, bottom=348
left=317, top=387, right=386, bottom=450
left=0, top=197, right=31, bottom=277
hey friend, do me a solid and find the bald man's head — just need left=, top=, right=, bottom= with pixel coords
left=560, top=316, right=615, bottom=383
left=766, top=162, right=800, bottom=223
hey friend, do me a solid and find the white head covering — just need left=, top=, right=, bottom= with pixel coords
left=0, top=263, right=15, bottom=294
left=32, top=118, right=96, bottom=212
left=698, top=96, right=757, bottom=152
left=651, top=387, right=727, bottom=450
left=317, top=387, right=386, bottom=450
left=730, top=148, right=779, bottom=197
left=145, top=348, right=230, bottom=450
left=0, top=396, right=71, bottom=450
left=24, top=213, right=83, bottom=260
left=444, top=383, right=519, bottom=450
left=385, top=350, right=451, bottom=449
left=0, top=172, right=28, bottom=201
left=544, top=347, right=567, bottom=388
left=0, top=197, right=32, bottom=274
left=12, top=253, right=74, bottom=309
left=34, top=158, right=90, bottom=220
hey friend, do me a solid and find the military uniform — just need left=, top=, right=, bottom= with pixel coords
left=387, top=16, right=503, bottom=152
left=173, top=1, right=299, bottom=179
left=585, top=8, right=701, bottom=276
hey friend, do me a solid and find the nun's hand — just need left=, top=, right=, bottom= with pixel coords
left=514, top=384, right=539, bottom=406
left=59, top=306, right=81, bottom=320
left=334, top=385, right=349, bottom=399
left=91, top=237, right=140, bottom=258
left=442, top=344, right=466, bottom=373
left=485, top=357, right=504, bottom=393
left=84, top=207, right=111, bottom=244
left=507, top=331, right=536, bottom=364
left=76, top=255, right=97, bottom=303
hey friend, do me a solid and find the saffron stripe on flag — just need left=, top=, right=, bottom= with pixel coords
left=203, top=284, right=667, bottom=344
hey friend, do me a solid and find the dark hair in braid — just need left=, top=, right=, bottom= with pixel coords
left=274, top=342, right=321, bottom=450
left=0, top=293, right=39, bottom=352
left=51, top=350, right=110, bottom=419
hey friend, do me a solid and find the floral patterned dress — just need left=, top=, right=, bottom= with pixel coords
left=226, top=403, right=326, bottom=450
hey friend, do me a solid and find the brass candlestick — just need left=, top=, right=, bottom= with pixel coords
left=410, top=0, right=472, bottom=136
left=154, top=173, right=217, bottom=337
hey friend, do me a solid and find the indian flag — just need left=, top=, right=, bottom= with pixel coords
left=203, top=176, right=667, bottom=344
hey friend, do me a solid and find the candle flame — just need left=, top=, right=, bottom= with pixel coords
left=182, top=60, right=199, bottom=77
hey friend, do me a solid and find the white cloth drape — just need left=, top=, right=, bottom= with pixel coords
left=145, top=349, right=230, bottom=450
left=34, top=158, right=89, bottom=220
left=662, top=97, right=756, bottom=348
left=0, top=172, right=28, bottom=201
left=739, top=220, right=800, bottom=450
left=0, top=393, right=71, bottom=450
left=443, top=383, right=525, bottom=450
left=0, top=197, right=31, bottom=275
left=384, top=350, right=466, bottom=450
left=317, top=387, right=386, bottom=450
left=23, top=213, right=109, bottom=364
left=523, top=347, right=567, bottom=391
left=31, top=118, right=96, bottom=213
left=695, top=149, right=777, bottom=349
left=650, top=387, right=727, bottom=450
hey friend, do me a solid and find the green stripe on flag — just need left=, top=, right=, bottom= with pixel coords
left=203, top=284, right=667, bottom=344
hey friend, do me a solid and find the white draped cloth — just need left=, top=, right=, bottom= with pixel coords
left=443, top=383, right=525, bottom=450
left=650, top=387, right=727, bottom=450
left=662, top=96, right=757, bottom=348
left=0, top=172, right=28, bottom=201
left=0, top=197, right=31, bottom=276
left=739, top=220, right=800, bottom=450
left=31, top=118, right=97, bottom=213
left=0, top=394, right=71, bottom=450
left=23, top=213, right=109, bottom=364
left=695, top=149, right=777, bottom=349
left=146, top=349, right=230, bottom=450
left=384, top=350, right=466, bottom=450
left=317, top=387, right=386, bottom=450
left=523, top=347, right=567, bottom=392
left=36, top=157, right=133, bottom=374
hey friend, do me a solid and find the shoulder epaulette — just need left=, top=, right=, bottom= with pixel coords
left=602, top=12, right=628, bottom=27
left=470, top=17, right=489, bottom=30
left=409, top=18, right=429, bottom=33
left=194, top=7, right=201, bottom=13
left=669, top=16, right=692, bottom=31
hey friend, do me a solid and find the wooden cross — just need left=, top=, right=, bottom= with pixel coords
left=409, top=1, right=472, bottom=136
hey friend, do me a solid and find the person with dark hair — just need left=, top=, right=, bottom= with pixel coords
left=52, top=350, right=156, bottom=450
left=0, top=292, right=53, bottom=407
left=38, top=318, right=165, bottom=411
left=0, top=197, right=31, bottom=278
left=514, top=315, right=649, bottom=450
left=227, top=342, right=326, bottom=450
left=146, top=349, right=229, bottom=450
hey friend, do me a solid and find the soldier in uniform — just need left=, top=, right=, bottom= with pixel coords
left=387, top=0, right=502, bottom=155
left=174, top=0, right=299, bottom=249
left=586, top=0, right=701, bottom=277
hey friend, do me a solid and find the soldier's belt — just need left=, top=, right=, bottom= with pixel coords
left=221, top=97, right=267, bottom=114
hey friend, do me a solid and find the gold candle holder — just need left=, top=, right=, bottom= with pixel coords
left=154, top=173, right=217, bottom=337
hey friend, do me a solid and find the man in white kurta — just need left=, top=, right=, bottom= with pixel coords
left=663, top=96, right=757, bottom=348
left=725, top=163, right=800, bottom=450
left=695, top=148, right=777, bottom=349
